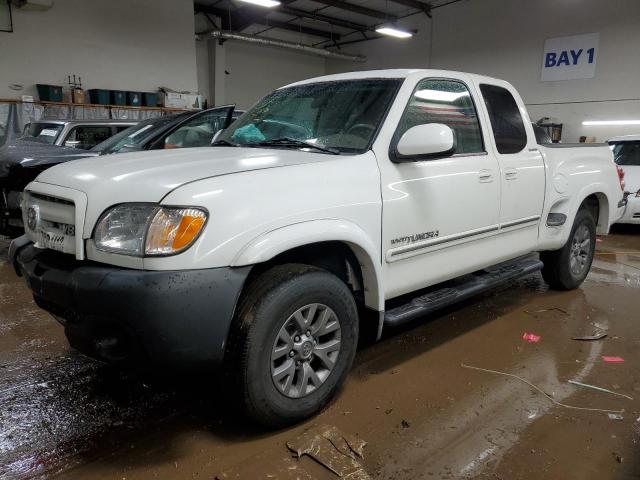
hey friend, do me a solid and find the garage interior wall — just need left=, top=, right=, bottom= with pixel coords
left=327, top=0, right=640, bottom=143
left=0, top=0, right=198, bottom=100
left=195, top=30, right=326, bottom=109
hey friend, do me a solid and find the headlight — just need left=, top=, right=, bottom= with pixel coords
left=94, top=204, right=207, bottom=256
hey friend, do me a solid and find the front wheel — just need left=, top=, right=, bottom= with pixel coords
left=226, top=264, right=358, bottom=428
left=540, top=208, right=596, bottom=290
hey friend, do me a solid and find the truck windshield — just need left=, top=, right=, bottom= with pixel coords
left=610, top=141, right=640, bottom=166
left=216, top=79, right=402, bottom=154
left=22, top=123, right=64, bottom=145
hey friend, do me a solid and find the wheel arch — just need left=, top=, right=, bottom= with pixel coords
left=231, top=219, right=384, bottom=311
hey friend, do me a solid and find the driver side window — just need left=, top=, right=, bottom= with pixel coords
left=397, top=79, right=484, bottom=155
left=164, top=110, right=230, bottom=149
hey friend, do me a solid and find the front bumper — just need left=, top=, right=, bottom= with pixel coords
left=10, top=237, right=250, bottom=365
left=0, top=188, right=23, bottom=237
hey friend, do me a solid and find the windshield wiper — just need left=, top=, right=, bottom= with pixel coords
left=256, top=137, right=340, bottom=155
left=211, top=138, right=239, bottom=147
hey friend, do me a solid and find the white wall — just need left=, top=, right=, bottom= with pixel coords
left=222, top=40, right=326, bottom=109
left=326, top=14, right=432, bottom=74
left=195, top=26, right=327, bottom=109
left=430, top=0, right=640, bottom=142
left=0, top=0, right=198, bottom=100
left=328, top=0, right=640, bottom=143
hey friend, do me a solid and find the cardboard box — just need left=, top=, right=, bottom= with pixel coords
left=162, top=92, right=203, bottom=109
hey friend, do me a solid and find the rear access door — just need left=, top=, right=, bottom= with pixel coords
left=476, top=81, right=545, bottom=255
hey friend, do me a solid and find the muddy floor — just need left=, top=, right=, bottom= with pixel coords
left=1, top=227, right=640, bottom=480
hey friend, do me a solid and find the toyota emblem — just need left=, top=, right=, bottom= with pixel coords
left=26, top=205, right=39, bottom=231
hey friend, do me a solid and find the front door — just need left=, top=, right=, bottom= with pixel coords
left=377, top=78, right=502, bottom=299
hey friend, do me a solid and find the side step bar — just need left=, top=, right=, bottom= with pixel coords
left=384, top=256, right=543, bottom=327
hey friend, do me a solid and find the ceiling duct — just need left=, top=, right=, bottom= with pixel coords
left=204, top=30, right=366, bottom=63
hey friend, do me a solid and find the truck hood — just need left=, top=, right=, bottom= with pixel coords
left=0, top=139, right=99, bottom=178
left=34, top=146, right=335, bottom=202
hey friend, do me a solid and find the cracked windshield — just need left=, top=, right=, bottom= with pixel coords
left=216, top=79, right=401, bottom=154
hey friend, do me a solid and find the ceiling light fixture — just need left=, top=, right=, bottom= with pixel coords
left=582, top=120, right=640, bottom=126
left=237, top=0, right=281, bottom=7
left=375, top=26, right=413, bottom=39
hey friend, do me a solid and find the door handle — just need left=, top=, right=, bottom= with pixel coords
left=478, top=169, right=493, bottom=183
left=505, top=168, right=518, bottom=180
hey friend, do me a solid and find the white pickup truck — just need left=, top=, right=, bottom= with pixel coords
left=9, top=69, right=626, bottom=427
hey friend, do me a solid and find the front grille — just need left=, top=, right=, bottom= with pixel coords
left=30, top=192, right=74, bottom=206
left=23, top=191, right=77, bottom=255
left=633, top=213, right=640, bottom=219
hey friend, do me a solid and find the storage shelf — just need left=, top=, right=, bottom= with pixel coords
left=0, top=98, right=191, bottom=112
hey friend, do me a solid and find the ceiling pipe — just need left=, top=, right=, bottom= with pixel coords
left=200, top=30, right=366, bottom=62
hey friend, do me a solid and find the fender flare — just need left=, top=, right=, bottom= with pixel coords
left=231, top=219, right=384, bottom=311
left=570, top=183, right=611, bottom=232
left=547, top=184, right=612, bottom=248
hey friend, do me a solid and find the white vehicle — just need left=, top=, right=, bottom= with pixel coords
left=609, top=135, right=640, bottom=224
left=10, top=69, right=626, bottom=427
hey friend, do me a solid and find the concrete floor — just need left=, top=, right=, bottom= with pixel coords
left=1, top=227, right=640, bottom=480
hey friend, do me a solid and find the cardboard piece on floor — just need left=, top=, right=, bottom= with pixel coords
left=287, top=425, right=369, bottom=479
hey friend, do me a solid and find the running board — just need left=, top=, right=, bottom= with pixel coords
left=384, top=256, right=543, bottom=327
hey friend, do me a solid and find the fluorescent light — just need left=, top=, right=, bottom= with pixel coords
left=237, top=0, right=280, bottom=7
left=375, top=26, right=413, bottom=39
left=582, top=120, right=640, bottom=126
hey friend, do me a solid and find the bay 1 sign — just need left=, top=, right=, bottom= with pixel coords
left=541, top=33, right=599, bottom=82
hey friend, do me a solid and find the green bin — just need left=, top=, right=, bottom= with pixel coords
left=88, top=89, right=110, bottom=105
left=111, top=90, right=127, bottom=105
left=127, top=92, right=142, bottom=107
left=142, top=92, right=158, bottom=107
left=36, top=84, right=63, bottom=102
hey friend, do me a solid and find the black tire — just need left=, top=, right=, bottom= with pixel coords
left=226, top=264, right=358, bottom=428
left=540, top=208, right=596, bottom=290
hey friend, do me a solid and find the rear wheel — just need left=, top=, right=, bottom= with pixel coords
left=540, top=208, right=596, bottom=290
left=226, top=264, right=358, bottom=428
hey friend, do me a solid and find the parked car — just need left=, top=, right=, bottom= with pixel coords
left=22, top=119, right=137, bottom=149
left=0, top=105, right=241, bottom=237
left=9, top=70, right=625, bottom=427
left=608, top=135, right=640, bottom=224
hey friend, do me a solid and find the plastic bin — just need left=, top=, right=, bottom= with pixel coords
left=87, top=89, right=110, bottom=105
left=110, top=90, right=127, bottom=106
left=142, top=92, right=158, bottom=107
left=127, top=92, right=142, bottom=107
left=36, top=84, right=63, bottom=102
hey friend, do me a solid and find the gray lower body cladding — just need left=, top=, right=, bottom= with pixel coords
left=10, top=238, right=250, bottom=365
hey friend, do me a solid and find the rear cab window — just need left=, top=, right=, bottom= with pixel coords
left=610, top=141, right=640, bottom=166
left=65, top=125, right=113, bottom=149
left=480, top=84, right=527, bottom=154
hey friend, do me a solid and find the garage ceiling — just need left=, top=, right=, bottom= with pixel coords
left=194, top=0, right=459, bottom=49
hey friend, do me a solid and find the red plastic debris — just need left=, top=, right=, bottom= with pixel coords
left=522, top=332, right=541, bottom=343
left=602, top=356, right=625, bottom=363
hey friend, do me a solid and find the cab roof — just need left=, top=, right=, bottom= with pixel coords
left=283, top=69, right=506, bottom=88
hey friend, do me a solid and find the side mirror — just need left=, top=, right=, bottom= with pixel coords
left=64, top=140, right=81, bottom=148
left=393, top=123, right=456, bottom=161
